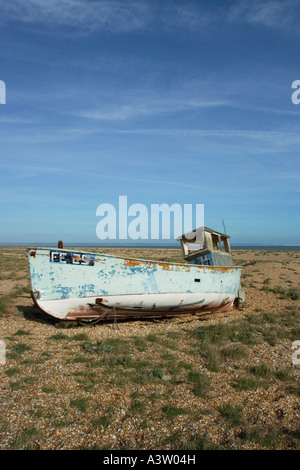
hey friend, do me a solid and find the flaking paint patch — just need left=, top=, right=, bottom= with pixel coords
left=55, top=286, right=73, bottom=299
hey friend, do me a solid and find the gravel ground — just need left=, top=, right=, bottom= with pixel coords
left=0, top=247, right=299, bottom=450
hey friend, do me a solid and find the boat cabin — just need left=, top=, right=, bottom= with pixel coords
left=178, top=226, right=234, bottom=267
left=178, top=226, right=245, bottom=305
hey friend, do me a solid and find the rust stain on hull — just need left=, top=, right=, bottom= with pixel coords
left=31, top=290, right=235, bottom=322
left=64, top=299, right=235, bottom=321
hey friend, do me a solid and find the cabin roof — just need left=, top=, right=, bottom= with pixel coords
left=177, top=226, right=230, bottom=242
left=202, top=226, right=230, bottom=238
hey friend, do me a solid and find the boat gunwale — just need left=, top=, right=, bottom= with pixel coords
left=27, top=246, right=242, bottom=270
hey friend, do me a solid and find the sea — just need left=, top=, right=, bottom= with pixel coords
left=0, top=243, right=299, bottom=251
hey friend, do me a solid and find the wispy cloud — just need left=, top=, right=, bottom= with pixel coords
left=79, top=98, right=231, bottom=121
left=228, top=0, right=300, bottom=31
left=0, top=116, right=36, bottom=124
left=0, top=1, right=212, bottom=34
left=1, top=163, right=200, bottom=189
left=1, top=0, right=298, bottom=34
left=105, top=127, right=300, bottom=142
left=0, top=1, right=151, bottom=33
left=1, top=118, right=300, bottom=149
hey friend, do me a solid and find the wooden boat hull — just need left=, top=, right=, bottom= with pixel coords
left=27, top=247, right=242, bottom=321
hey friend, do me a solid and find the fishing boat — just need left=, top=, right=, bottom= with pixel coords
left=27, top=227, right=243, bottom=322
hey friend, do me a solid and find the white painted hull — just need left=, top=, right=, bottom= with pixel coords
left=27, top=247, right=242, bottom=321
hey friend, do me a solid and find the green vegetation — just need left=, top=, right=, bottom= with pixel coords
left=240, top=426, right=282, bottom=449
left=12, top=343, right=31, bottom=355
left=218, top=404, right=244, bottom=427
left=70, top=397, right=90, bottom=413
left=262, top=285, right=300, bottom=300
left=166, top=432, right=224, bottom=450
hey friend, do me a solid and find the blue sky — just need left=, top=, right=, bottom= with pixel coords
left=0, top=0, right=299, bottom=245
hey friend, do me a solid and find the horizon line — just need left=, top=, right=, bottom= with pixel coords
left=0, top=242, right=299, bottom=248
